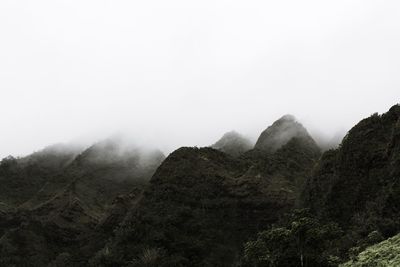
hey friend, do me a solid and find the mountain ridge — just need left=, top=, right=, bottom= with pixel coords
left=1, top=106, right=400, bottom=266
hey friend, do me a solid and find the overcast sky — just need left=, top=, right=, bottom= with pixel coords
left=1, top=0, right=400, bottom=158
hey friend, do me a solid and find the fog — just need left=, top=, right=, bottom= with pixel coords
left=1, top=0, right=400, bottom=159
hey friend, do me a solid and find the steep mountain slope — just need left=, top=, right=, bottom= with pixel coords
left=255, top=115, right=311, bottom=153
left=0, top=138, right=165, bottom=266
left=94, top=118, right=321, bottom=266
left=212, top=131, right=253, bottom=157
left=303, top=104, right=400, bottom=242
left=10, top=106, right=400, bottom=266
left=0, top=144, right=83, bottom=207
left=23, top=138, right=165, bottom=213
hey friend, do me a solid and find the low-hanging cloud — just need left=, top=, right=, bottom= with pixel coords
left=1, top=0, right=400, bottom=159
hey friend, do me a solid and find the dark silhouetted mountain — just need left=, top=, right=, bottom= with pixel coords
left=303, top=104, right=400, bottom=250
left=212, top=131, right=253, bottom=157
left=2, top=106, right=400, bottom=266
left=0, top=137, right=165, bottom=266
left=94, top=116, right=321, bottom=266
left=0, top=144, right=83, bottom=207
left=22, top=138, right=164, bottom=211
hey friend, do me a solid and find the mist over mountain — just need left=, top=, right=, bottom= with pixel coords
left=0, top=135, right=166, bottom=266
left=311, top=130, right=347, bottom=151
left=92, top=114, right=321, bottom=266
left=2, top=1, right=400, bottom=265
left=3, top=1, right=400, bottom=161
left=255, top=115, right=315, bottom=152
left=212, top=131, right=253, bottom=157
left=0, top=144, right=83, bottom=207
left=0, top=105, right=400, bottom=266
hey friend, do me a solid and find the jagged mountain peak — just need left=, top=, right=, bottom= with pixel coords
left=212, top=130, right=253, bottom=157
left=255, top=114, right=316, bottom=152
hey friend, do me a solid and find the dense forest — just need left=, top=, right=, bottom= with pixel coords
left=0, top=105, right=400, bottom=266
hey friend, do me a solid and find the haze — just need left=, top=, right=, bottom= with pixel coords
left=1, top=0, right=400, bottom=159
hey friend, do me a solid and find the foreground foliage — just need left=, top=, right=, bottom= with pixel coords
left=341, top=234, right=400, bottom=267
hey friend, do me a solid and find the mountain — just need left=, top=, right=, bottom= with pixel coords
left=255, top=114, right=313, bottom=153
left=212, top=131, right=253, bottom=157
left=0, top=137, right=165, bottom=266
left=23, top=138, right=165, bottom=212
left=298, top=104, right=400, bottom=263
left=303, top=105, right=400, bottom=237
left=93, top=117, right=320, bottom=266
left=0, top=144, right=83, bottom=207
left=2, top=106, right=400, bottom=266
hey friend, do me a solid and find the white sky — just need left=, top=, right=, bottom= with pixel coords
left=1, top=0, right=400, bottom=158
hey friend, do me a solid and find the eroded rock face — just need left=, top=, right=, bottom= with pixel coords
left=212, top=131, right=253, bottom=157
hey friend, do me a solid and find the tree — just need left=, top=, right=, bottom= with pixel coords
left=243, top=209, right=342, bottom=267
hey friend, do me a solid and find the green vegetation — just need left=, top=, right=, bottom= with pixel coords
left=0, top=139, right=164, bottom=266
left=302, top=104, right=400, bottom=258
left=341, top=234, right=400, bottom=267
left=90, top=122, right=321, bottom=266
left=243, top=209, right=342, bottom=267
